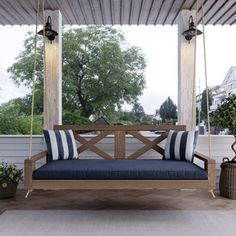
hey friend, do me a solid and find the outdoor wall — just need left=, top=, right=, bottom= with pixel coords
left=0, top=135, right=234, bottom=189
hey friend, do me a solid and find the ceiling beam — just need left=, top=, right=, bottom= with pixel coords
left=205, top=0, right=229, bottom=25
left=154, top=0, right=165, bottom=25
left=163, top=0, right=175, bottom=25
left=0, top=0, right=236, bottom=25
left=171, top=0, right=187, bottom=25
left=213, top=2, right=236, bottom=25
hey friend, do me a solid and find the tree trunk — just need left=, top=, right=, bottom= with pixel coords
left=80, top=107, right=92, bottom=118
left=77, top=76, right=92, bottom=118
left=231, top=134, right=236, bottom=162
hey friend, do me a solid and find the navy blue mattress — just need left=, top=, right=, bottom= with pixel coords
left=33, top=159, right=208, bottom=180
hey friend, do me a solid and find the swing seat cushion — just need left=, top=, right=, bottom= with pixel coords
left=33, top=159, right=208, bottom=180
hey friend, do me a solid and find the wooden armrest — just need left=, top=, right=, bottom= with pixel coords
left=194, top=151, right=215, bottom=164
left=194, top=151, right=216, bottom=186
left=24, top=150, right=47, bottom=190
left=194, top=151, right=215, bottom=169
left=27, top=150, right=48, bottom=162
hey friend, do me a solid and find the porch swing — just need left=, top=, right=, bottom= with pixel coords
left=24, top=0, right=216, bottom=198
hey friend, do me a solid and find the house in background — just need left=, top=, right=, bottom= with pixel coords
left=210, top=66, right=236, bottom=111
left=221, top=66, right=236, bottom=96
left=210, top=85, right=226, bottom=111
left=197, top=67, right=235, bottom=133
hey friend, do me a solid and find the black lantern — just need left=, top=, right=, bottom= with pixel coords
left=182, top=16, right=202, bottom=43
left=38, top=16, right=58, bottom=43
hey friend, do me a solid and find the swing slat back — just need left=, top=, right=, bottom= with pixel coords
left=53, top=124, right=186, bottom=160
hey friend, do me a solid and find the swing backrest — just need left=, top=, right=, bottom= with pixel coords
left=53, top=124, right=186, bottom=160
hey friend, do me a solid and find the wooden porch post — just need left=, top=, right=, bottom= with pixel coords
left=177, top=10, right=196, bottom=131
left=44, top=10, right=62, bottom=129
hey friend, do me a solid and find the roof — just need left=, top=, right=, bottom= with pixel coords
left=222, top=66, right=236, bottom=86
left=1, top=0, right=236, bottom=26
left=93, top=116, right=110, bottom=125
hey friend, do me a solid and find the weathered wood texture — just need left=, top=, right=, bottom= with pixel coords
left=178, top=10, right=196, bottom=131
left=1, top=133, right=234, bottom=189
left=69, top=125, right=173, bottom=160
left=32, top=180, right=208, bottom=190
left=44, top=10, right=62, bottom=129
left=22, top=125, right=215, bottom=191
left=53, top=124, right=186, bottom=131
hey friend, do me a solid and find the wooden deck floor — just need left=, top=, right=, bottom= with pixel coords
left=1, top=189, right=236, bottom=214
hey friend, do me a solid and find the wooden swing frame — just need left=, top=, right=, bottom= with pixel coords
left=24, top=0, right=216, bottom=198
left=24, top=124, right=216, bottom=196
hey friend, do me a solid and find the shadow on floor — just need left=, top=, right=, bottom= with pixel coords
left=0, top=189, right=235, bottom=214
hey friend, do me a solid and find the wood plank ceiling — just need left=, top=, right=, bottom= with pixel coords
left=0, top=0, right=236, bottom=26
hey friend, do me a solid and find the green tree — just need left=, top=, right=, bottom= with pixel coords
left=132, top=101, right=145, bottom=122
left=211, top=94, right=236, bottom=161
left=114, top=110, right=135, bottom=124
left=9, top=94, right=43, bottom=116
left=0, top=102, right=42, bottom=134
left=159, top=97, right=177, bottom=123
left=8, top=27, right=146, bottom=119
left=62, top=110, right=91, bottom=125
left=200, top=88, right=212, bottom=121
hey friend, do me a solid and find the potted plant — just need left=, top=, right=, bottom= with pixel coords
left=0, top=162, right=23, bottom=199
left=212, top=94, right=236, bottom=199
left=212, top=94, right=236, bottom=162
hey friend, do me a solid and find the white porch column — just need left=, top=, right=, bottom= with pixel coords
left=177, top=10, right=196, bottom=131
left=44, top=10, right=62, bottom=129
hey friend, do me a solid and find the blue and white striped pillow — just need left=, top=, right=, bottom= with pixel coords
left=44, top=130, right=79, bottom=162
left=164, top=130, right=198, bottom=162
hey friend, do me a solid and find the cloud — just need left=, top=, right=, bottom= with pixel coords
left=0, top=69, right=29, bottom=104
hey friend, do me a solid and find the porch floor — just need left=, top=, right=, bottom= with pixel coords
left=1, top=189, right=236, bottom=214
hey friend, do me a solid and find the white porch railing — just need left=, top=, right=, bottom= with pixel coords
left=0, top=135, right=234, bottom=189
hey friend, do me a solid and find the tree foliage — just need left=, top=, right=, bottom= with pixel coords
left=0, top=102, right=42, bottom=134
left=131, top=101, right=145, bottom=122
left=112, top=102, right=153, bottom=125
left=159, top=97, right=177, bottom=123
left=7, top=27, right=146, bottom=119
left=62, top=110, right=92, bottom=125
left=211, top=94, right=236, bottom=134
left=200, top=88, right=212, bottom=121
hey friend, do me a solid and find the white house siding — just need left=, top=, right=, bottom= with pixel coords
left=0, top=135, right=234, bottom=189
left=0, top=135, right=45, bottom=169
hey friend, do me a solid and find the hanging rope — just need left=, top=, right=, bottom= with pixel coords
left=192, top=0, right=199, bottom=131
left=28, top=0, right=40, bottom=159
left=201, top=0, right=212, bottom=159
left=42, top=0, right=47, bottom=131
left=29, top=0, right=46, bottom=159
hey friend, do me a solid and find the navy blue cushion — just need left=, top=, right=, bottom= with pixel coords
left=33, top=159, right=207, bottom=180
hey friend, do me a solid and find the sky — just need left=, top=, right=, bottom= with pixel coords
left=0, top=24, right=236, bottom=114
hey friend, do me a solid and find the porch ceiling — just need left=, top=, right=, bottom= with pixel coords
left=0, top=0, right=236, bottom=26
